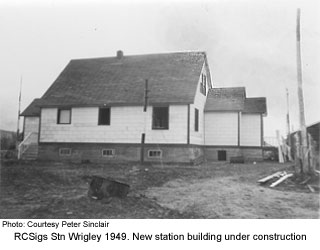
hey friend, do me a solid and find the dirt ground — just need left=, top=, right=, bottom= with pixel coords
left=0, top=160, right=319, bottom=219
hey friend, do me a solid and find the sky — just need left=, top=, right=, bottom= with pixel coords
left=0, top=0, right=319, bottom=138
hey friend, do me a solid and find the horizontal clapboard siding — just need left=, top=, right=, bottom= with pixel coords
left=189, top=62, right=208, bottom=145
left=40, top=105, right=188, bottom=144
left=204, top=112, right=238, bottom=146
left=240, top=113, right=261, bottom=146
left=24, top=117, right=39, bottom=136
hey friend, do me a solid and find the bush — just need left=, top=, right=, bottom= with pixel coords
left=0, top=134, right=16, bottom=150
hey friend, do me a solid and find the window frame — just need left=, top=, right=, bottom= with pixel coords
left=102, top=149, right=115, bottom=157
left=98, top=107, right=111, bottom=126
left=152, top=106, right=169, bottom=130
left=195, top=108, right=199, bottom=132
left=200, top=73, right=207, bottom=96
left=59, top=148, right=72, bottom=156
left=57, top=108, right=71, bottom=124
left=148, top=149, right=162, bottom=158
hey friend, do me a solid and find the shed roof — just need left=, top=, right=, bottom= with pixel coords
left=20, top=98, right=42, bottom=116
left=38, top=51, right=209, bottom=107
left=205, top=87, right=267, bottom=114
left=243, top=97, right=267, bottom=114
left=204, top=87, right=245, bottom=111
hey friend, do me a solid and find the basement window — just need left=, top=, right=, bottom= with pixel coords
left=98, top=107, right=111, bottom=125
left=102, top=149, right=115, bottom=157
left=148, top=150, right=162, bottom=158
left=195, top=108, right=199, bottom=132
left=152, top=107, right=169, bottom=129
left=57, top=108, right=71, bottom=124
left=59, top=148, right=72, bottom=156
left=218, top=150, right=227, bottom=161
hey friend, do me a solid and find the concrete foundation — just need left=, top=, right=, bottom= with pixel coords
left=204, top=146, right=263, bottom=162
left=38, top=143, right=204, bottom=164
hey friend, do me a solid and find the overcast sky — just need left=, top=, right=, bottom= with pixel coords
left=0, top=0, right=319, bottom=138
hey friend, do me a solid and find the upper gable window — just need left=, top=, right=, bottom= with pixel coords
left=57, top=108, right=71, bottom=124
left=200, top=73, right=207, bottom=96
left=98, top=107, right=111, bottom=125
left=152, top=107, right=169, bottom=130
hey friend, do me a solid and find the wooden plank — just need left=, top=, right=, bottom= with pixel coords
left=299, top=176, right=311, bottom=185
left=258, top=171, right=284, bottom=183
left=307, top=184, right=315, bottom=193
left=309, top=185, right=319, bottom=190
left=270, top=173, right=293, bottom=188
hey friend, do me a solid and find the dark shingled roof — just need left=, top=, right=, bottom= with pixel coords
left=39, top=51, right=209, bottom=107
left=204, top=87, right=246, bottom=111
left=243, top=97, right=267, bottom=114
left=20, top=98, right=43, bottom=116
left=205, top=87, right=267, bottom=114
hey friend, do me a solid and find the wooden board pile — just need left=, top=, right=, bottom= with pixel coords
left=257, top=171, right=293, bottom=188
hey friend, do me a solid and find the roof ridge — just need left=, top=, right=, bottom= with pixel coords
left=210, top=86, right=246, bottom=90
left=245, top=97, right=266, bottom=100
left=71, top=51, right=207, bottom=62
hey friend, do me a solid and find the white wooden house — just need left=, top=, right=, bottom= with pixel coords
left=20, top=51, right=266, bottom=163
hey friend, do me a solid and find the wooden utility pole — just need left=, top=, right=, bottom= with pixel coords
left=296, top=8, right=309, bottom=173
left=276, top=130, right=284, bottom=163
left=286, top=88, right=291, bottom=140
left=286, top=88, right=292, bottom=161
left=140, top=79, right=149, bottom=163
left=16, top=76, right=22, bottom=144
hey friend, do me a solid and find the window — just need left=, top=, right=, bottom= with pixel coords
left=57, top=108, right=71, bottom=124
left=152, top=107, right=169, bottom=129
left=148, top=150, right=162, bottom=158
left=102, top=149, right=115, bottom=157
left=59, top=148, right=71, bottom=156
left=98, top=107, right=110, bottom=125
left=195, top=108, right=199, bottom=132
left=200, top=73, right=207, bottom=96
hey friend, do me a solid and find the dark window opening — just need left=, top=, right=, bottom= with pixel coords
left=195, top=108, right=199, bottom=132
left=218, top=150, right=227, bottom=161
left=57, top=108, right=71, bottom=124
left=59, top=148, right=71, bottom=156
left=102, top=149, right=115, bottom=157
left=152, top=107, right=169, bottom=129
left=98, top=107, right=110, bottom=125
left=148, top=150, right=162, bottom=158
left=200, top=73, right=207, bottom=96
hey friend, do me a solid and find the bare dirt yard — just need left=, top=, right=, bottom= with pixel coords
left=0, top=160, right=319, bottom=219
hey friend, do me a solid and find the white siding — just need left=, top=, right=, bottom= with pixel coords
left=24, top=117, right=39, bottom=135
left=204, top=112, right=238, bottom=146
left=190, top=63, right=208, bottom=145
left=240, top=114, right=261, bottom=146
left=40, top=105, right=188, bottom=144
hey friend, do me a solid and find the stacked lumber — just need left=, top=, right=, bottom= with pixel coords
left=258, top=170, right=319, bottom=192
left=257, top=171, right=293, bottom=188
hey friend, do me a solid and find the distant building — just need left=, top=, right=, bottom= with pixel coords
left=20, top=51, right=267, bottom=163
left=289, top=121, right=320, bottom=168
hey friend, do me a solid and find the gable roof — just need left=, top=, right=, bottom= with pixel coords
left=20, top=98, right=43, bottom=116
left=205, top=87, right=267, bottom=115
left=38, top=51, right=209, bottom=108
